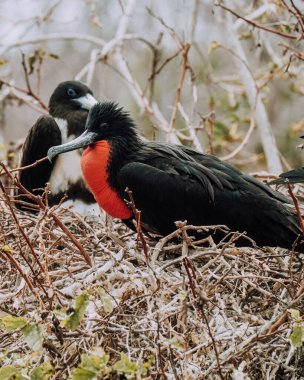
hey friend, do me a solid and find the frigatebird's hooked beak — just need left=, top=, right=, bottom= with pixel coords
left=47, top=129, right=98, bottom=162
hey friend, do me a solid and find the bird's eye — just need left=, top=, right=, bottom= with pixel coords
left=67, top=88, right=76, bottom=97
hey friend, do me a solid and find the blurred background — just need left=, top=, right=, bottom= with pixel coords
left=0, top=0, right=303, bottom=173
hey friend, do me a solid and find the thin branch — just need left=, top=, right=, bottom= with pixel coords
left=168, top=43, right=191, bottom=132
left=201, top=307, right=226, bottom=380
left=0, top=247, right=41, bottom=301
left=21, top=52, right=48, bottom=111
left=222, top=16, right=282, bottom=173
left=216, top=3, right=303, bottom=41
left=287, top=183, right=304, bottom=234
left=0, top=177, right=47, bottom=275
left=0, top=162, right=92, bottom=267
left=220, top=112, right=256, bottom=161
left=0, top=33, right=106, bottom=53
left=0, top=77, right=48, bottom=113
left=0, top=156, right=49, bottom=177
left=125, top=188, right=149, bottom=260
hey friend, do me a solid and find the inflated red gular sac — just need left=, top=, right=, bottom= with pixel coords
left=48, top=101, right=304, bottom=252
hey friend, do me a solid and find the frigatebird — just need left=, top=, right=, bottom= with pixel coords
left=17, top=81, right=98, bottom=211
left=47, top=102, right=304, bottom=251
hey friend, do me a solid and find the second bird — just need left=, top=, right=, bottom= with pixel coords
left=17, top=81, right=97, bottom=211
left=48, top=102, right=304, bottom=251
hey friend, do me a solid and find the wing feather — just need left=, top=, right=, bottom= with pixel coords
left=17, top=116, right=61, bottom=209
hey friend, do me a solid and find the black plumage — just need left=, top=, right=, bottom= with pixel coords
left=17, top=81, right=97, bottom=210
left=48, top=102, right=304, bottom=251
left=269, top=136, right=304, bottom=185
left=269, top=168, right=304, bottom=185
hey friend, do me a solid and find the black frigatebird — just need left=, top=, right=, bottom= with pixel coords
left=47, top=102, right=304, bottom=251
left=17, top=81, right=98, bottom=211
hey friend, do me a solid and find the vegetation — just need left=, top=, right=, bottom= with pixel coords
left=0, top=1, right=304, bottom=379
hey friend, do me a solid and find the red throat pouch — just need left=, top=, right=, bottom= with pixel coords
left=81, top=141, right=132, bottom=219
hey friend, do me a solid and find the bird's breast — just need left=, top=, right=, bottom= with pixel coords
left=81, top=141, right=132, bottom=219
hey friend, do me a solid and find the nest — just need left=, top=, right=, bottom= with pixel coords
left=0, top=172, right=304, bottom=379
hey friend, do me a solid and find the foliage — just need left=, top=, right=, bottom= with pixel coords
left=97, top=287, right=114, bottom=313
left=2, top=316, right=43, bottom=351
left=61, top=292, right=90, bottom=330
left=289, top=309, right=304, bottom=348
left=1, top=1, right=304, bottom=378
left=71, top=349, right=153, bottom=380
left=0, top=366, right=23, bottom=380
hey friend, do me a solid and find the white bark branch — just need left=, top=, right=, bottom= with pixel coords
left=224, top=14, right=282, bottom=174
left=0, top=33, right=106, bottom=52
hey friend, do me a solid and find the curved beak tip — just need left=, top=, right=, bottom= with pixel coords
left=47, top=147, right=56, bottom=162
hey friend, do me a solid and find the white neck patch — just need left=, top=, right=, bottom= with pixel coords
left=54, top=118, right=68, bottom=142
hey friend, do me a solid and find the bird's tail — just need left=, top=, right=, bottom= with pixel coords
left=269, top=168, right=304, bottom=185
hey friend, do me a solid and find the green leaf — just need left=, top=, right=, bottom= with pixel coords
left=28, top=55, right=36, bottom=75
left=214, top=121, right=231, bottom=140
left=61, top=292, right=89, bottom=330
left=0, top=366, right=22, bottom=380
left=2, top=245, right=12, bottom=253
left=48, top=53, right=59, bottom=59
left=139, top=354, right=154, bottom=376
left=2, top=315, right=28, bottom=331
left=113, top=353, right=138, bottom=375
left=80, top=354, right=106, bottom=372
left=290, top=325, right=304, bottom=348
left=239, top=30, right=253, bottom=40
left=30, top=363, right=54, bottom=380
left=22, top=323, right=43, bottom=351
left=71, top=367, right=97, bottom=380
left=289, top=308, right=301, bottom=322
left=97, top=288, right=114, bottom=313
left=71, top=351, right=110, bottom=380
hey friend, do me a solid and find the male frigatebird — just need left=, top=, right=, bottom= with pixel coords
left=17, top=81, right=98, bottom=211
left=47, top=102, right=304, bottom=251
